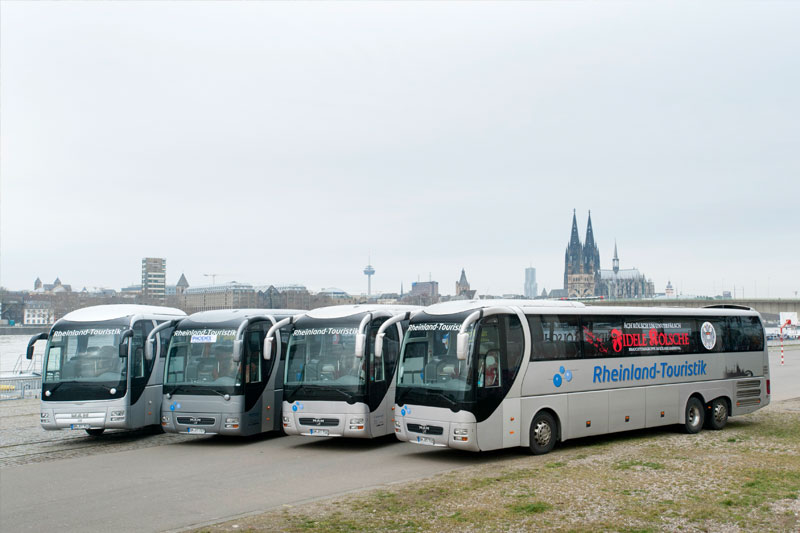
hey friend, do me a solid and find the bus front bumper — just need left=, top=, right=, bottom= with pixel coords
left=282, top=400, right=373, bottom=438
left=394, top=404, right=479, bottom=451
left=161, top=395, right=246, bottom=436
left=39, top=401, right=130, bottom=431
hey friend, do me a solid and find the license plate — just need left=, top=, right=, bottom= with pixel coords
left=309, top=428, right=329, bottom=436
left=188, top=427, right=206, bottom=434
left=416, top=436, right=435, bottom=446
left=71, top=424, right=90, bottom=430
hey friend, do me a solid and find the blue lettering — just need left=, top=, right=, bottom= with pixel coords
left=700, top=361, right=707, bottom=375
left=593, top=366, right=603, bottom=383
left=611, top=369, right=619, bottom=382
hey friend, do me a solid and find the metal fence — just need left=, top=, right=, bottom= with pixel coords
left=0, top=375, right=42, bottom=401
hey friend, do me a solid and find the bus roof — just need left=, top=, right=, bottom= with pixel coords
left=423, top=299, right=584, bottom=316
left=421, top=299, right=760, bottom=318
left=60, top=304, right=186, bottom=323
left=305, top=304, right=420, bottom=320
left=180, top=308, right=305, bottom=328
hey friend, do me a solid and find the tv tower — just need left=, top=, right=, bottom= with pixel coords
left=363, top=258, right=376, bottom=297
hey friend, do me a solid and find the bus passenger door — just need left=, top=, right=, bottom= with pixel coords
left=145, top=322, right=177, bottom=426
left=129, top=320, right=155, bottom=428
left=243, top=323, right=268, bottom=434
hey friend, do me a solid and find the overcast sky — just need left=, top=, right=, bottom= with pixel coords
left=2, top=2, right=798, bottom=298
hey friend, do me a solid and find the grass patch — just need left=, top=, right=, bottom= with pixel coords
left=508, top=501, right=552, bottom=514
left=614, top=459, right=665, bottom=471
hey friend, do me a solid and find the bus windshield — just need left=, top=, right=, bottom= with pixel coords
left=164, top=328, right=242, bottom=393
left=395, top=320, right=476, bottom=408
left=284, top=320, right=365, bottom=400
left=44, top=326, right=127, bottom=385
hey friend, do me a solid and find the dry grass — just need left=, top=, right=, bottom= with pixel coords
left=198, top=400, right=800, bottom=532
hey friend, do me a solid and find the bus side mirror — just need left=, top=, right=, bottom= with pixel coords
left=233, top=339, right=243, bottom=364
left=374, top=332, right=385, bottom=359
left=354, top=333, right=366, bottom=359
left=263, top=336, right=273, bottom=361
left=119, top=329, right=133, bottom=357
left=456, top=332, right=470, bottom=361
left=145, top=338, right=156, bottom=361
left=27, top=332, right=48, bottom=360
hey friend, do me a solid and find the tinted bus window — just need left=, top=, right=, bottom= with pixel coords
left=529, top=315, right=581, bottom=361
left=727, top=316, right=765, bottom=352
left=696, top=317, right=729, bottom=353
left=623, top=317, right=696, bottom=356
left=582, top=317, right=623, bottom=358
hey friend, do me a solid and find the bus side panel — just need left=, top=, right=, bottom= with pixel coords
left=567, top=391, right=608, bottom=439
left=519, top=394, right=568, bottom=447
left=645, top=385, right=679, bottom=427
left=129, top=392, right=146, bottom=429
left=608, top=388, right=645, bottom=433
left=476, top=404, right=505, bottom=451
left=502, top=398, right=521, bottom=448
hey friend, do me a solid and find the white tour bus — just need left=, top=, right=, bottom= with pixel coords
left=272, top=304, right=419, bottom=439
left=392, top=300, right=769, bottom=453
left=26, top=304, right=187, bottom=436
left=159, top=308, right=304, bottom=436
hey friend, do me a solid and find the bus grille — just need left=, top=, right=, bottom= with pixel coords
left=736, top=389, right=761, bottom=398
left=736, top=380, right=760, bottom=390
left=299, top=417, right=339, bottom=427
left=406, top=423, right=444, bottom=435
left=736, top=398, right=761, bottom=407
left=176, top=416, right=216, bottom=426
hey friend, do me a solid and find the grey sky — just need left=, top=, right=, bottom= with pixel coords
left=2, top=2, right=798, bottom=298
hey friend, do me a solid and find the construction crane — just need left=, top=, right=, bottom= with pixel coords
left=202, top=273, right=233, bottom=285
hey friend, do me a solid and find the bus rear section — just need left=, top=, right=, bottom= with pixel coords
left=160, top=309, right=303, bottom=436
left=280, top=305, right=418, bottom=439
left=393, top=300, right=770, bottom=453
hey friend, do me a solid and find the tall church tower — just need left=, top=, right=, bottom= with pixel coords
left=563, top=210, right=599, bottom=298
left=564, top=209, right=583, bottom=289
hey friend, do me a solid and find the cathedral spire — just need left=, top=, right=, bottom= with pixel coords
left=613, top=240, right=620, bottom=274
left=569, top=208, right=580, bottom=247
left=585, top=210, right=595, bottom=247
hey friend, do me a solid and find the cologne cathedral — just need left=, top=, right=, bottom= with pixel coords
left=562, top=210, right=655, bottom=300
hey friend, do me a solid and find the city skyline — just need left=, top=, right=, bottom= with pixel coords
left=2, top=2, right=798, bottom=298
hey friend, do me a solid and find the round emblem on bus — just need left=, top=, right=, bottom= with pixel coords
left=700, top=321, right=716, bottom=350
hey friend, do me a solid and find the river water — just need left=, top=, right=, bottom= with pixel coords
left=0, top=335, right=45, bottom=374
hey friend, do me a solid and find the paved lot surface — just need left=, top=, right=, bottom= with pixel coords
left=0, top=346, right=797, bottom=533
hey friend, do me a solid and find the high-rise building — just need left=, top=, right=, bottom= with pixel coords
left=524, top=267, right=537, bottom=298
left=141, top=257, right=166, bottom=303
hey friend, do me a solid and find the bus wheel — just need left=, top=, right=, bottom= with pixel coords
left=529, top=411, right=557, bottom=455
left=85, top=429, right=105, bottom=437
left=705, top=398, right=728, bottom=430
left=683, top=397, right=704, bottom=434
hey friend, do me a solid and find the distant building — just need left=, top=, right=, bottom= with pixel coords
left=23, top=300, right=55, bottom=325
left=665, top=280, right=675, bottom=298
left=596, top=243, right=655, bottom=299
left=403, top=281, right=439, bottom=306
left=319, top=287, right=351, bottom=300
left=561, top=211, right=654, bottom=300
left=183, top=282, right=257, bottom=313
left=176, top=273, right=189, bottom=295
left=455, top=269, right=476, bottom=299
left=524, top=267, right=538, bottom=299
left=32, top=276, right=72, bottom=294
left=141, top=257, right=166, bottom=303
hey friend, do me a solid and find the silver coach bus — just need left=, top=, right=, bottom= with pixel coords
left=26, top=304, right=187, bottom=436
left=273, top=304, right=419, bottom=439
left=392, top=300, right=769, bottom=453
left=159, top=309, right=303, bottom=436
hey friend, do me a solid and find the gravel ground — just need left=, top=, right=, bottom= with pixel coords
left=195, top=397, right=800, bottom=533
left=0, top=399, right=195, bottom=468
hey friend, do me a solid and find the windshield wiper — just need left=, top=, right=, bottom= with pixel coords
left=43, top=381, right=65, bottom=394
left=165, top=385, right=194, bottom=396
left=289, top=383, right=355, bottom=401
left=425, top=389, right=459, bottom=409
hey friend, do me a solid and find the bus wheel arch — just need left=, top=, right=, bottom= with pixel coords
left=704, top=396, right=730, bottom=430
left=528, top=409, right=560, bottom=455
left=683, top=396, right=705, bottom=434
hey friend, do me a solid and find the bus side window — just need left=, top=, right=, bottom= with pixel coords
left=132, top=321, right=153, bottom=378
left=477, top=319, right=501, bottom=388
left=527, top=316, right=545, bottom=361
left=533, top=316, right=581, bottom=360
left=245, top=329, right=262, bottom=383
left=504, top=316, right=524, bottom=383
left=369, top=320, right=385, bottom=382
left=582, top=316, right=623, bottom=358
left=729, top=316, right=765, bottom=352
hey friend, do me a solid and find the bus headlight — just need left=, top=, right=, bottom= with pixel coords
left=225, top=417, right=240, bottom=429
left=282, top=416, right=290, bottom=424
left=453, top=428, right=468, bottom=436
left=110, top=409, right=126, bottom=422
left=40, top=412, right=50, bottom=421
left=161, top=415, right=170, bottom=426
left=349, top=417, right=364, bottom=425
left=111, top=410, right=125, bottom=417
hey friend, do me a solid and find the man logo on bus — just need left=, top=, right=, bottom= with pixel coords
left=553, top=366, right=573, bottom=387
left=701, top=322, right=717, bottom=350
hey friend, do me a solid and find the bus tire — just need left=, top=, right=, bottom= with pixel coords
left=529, top=411, right=557, bottom=455
left=85, top=428, right=105, bottom=437
left=705, top=398, right=728, bottom=430
left=683, top=397, right=704, bottom=434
